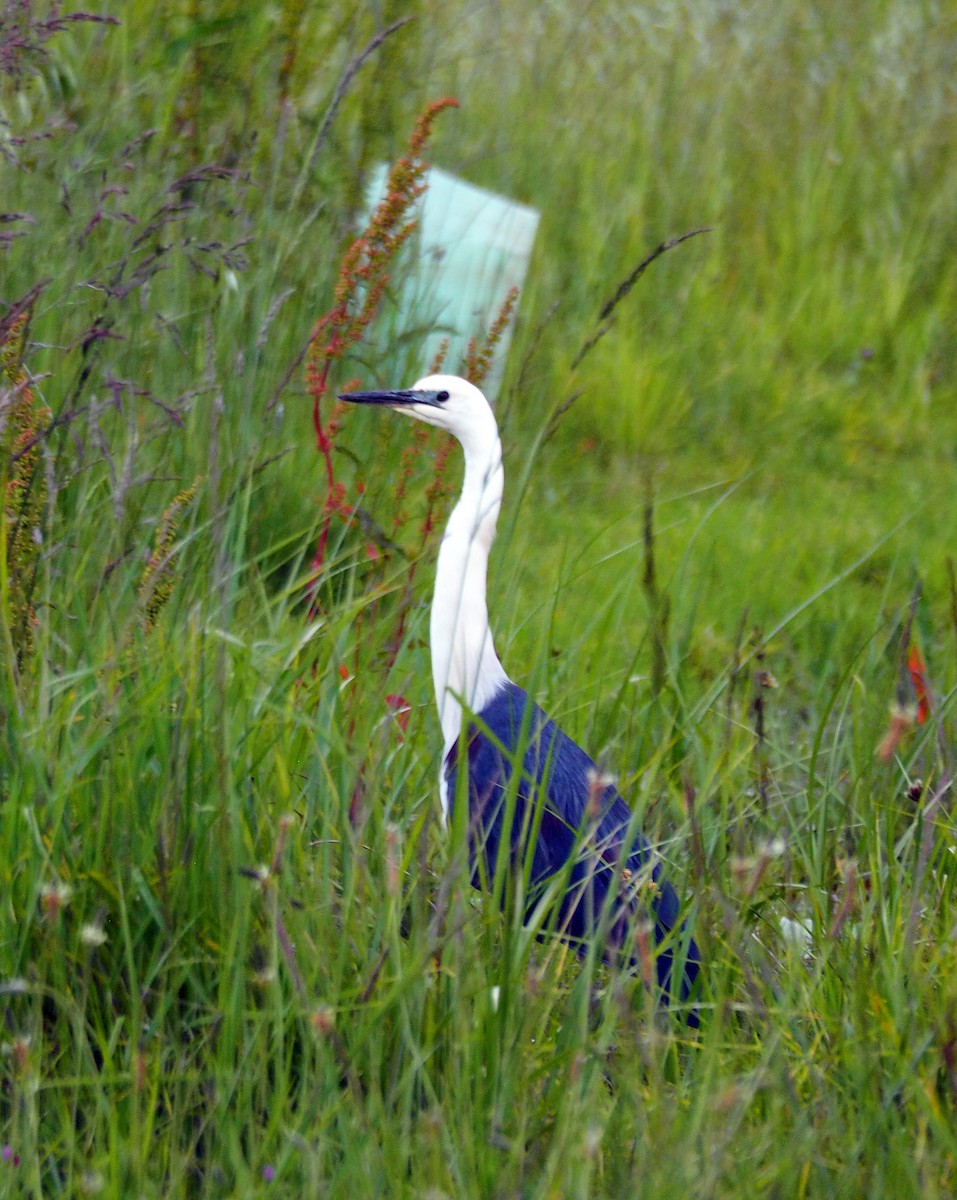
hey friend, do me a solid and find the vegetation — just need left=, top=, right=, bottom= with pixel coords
left=1, top=2, right=956, bottom=1196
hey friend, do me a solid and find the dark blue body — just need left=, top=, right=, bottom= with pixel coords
left=444, top=682, right=700, bottom=1023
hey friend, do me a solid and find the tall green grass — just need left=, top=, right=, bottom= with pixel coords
left=1, top=2, right=956, bottom=1196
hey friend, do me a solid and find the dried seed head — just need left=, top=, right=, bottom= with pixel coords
left=311, top=1006, right=336, bottom=1036
left=2, top=1035, right=32, bottom=1077
left=40, top=881, right=72, bottom=922
left=634, top=919, right=655, bottom=991
left=80, top=922, right=108, bottom=948
left=585, top=767, right=615, bottom=822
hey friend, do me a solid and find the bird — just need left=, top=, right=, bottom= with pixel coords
left=340, top=374, right=700, bottom=1022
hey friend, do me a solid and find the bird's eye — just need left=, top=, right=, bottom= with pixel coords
left=437, top=390, right=450, bottom=402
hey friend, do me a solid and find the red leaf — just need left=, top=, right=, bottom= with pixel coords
left=908, top=642, right=930, bottom=725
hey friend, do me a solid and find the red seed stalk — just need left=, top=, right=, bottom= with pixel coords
left=304, top=97, right=458, bottom=612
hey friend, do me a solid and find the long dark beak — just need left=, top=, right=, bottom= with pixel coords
left=338, top=388, right=444, bottom=409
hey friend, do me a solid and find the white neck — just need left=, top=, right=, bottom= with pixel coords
left=431, top=434, right=510, bottom=753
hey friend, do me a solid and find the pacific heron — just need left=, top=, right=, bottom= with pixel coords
left=340, top=374, right=700, bottom=1022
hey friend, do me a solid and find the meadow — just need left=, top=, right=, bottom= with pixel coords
left=1, top=2, right=956, bottom=1196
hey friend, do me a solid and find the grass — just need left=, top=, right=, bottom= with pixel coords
left=2, top=1, right=957, bottom=1196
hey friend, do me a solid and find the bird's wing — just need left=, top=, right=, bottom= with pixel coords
left=445, top=683, right=656, bottom=906
left=444, top=682, right=700, bottom=1012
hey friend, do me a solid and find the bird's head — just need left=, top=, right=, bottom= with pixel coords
left=339, top=373, right=499, bottom=457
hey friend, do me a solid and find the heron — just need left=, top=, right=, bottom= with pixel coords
left=340, top=374, right=700, bottom=1022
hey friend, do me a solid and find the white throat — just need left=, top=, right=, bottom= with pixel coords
left=431, top=435, right=509, bottom=754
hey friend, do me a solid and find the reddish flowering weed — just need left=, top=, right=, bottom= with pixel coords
left=463, top=285, right=519, bottom=389
left=304, top=96, right=458, bottom=605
